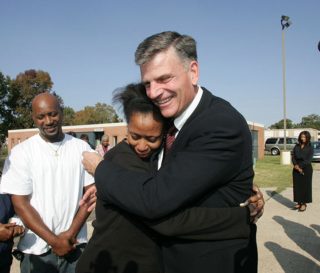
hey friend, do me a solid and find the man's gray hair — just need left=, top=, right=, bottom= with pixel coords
left=135, top=31, right=197, bottom=66
left=101, top=134, right=109, bottom=141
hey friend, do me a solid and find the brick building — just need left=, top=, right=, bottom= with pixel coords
left=6, top=121, right=265, bottom=160
left=7, top=122, right=127, bottom=152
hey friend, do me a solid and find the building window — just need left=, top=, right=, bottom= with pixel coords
left=113, top=136, right=118, bottom=146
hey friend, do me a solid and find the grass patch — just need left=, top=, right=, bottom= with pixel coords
left=254, top=155, right=293, bottom=193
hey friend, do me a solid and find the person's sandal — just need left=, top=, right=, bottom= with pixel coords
left=292, top=204, right=300, bottom=210
left=299, top=204, right=306, bottom=212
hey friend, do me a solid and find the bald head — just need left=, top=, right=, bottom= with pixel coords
left=32, top=92, right=64, bottom=142
left=32, top=92, right=61, bottom=114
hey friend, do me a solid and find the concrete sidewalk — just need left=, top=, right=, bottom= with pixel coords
left=9, top=167, right=320, bottom=273
left=257, top=167, right=320, bottom=273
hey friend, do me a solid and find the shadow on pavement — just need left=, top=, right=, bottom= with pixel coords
left=265, top=242, right=320, bottom=273
left=310, top=224, right=320, bottom=235
left=273, top=216, right=320, bottom=262
left=265, top=190, right=295, bottom=209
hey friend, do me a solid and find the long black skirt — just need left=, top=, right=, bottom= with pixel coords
left=293, top=164, right=313, bottom=203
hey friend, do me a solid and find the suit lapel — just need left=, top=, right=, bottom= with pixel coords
left=183, top=87, right=214, bottom=129
left=164, top=88, right=214, bottom=158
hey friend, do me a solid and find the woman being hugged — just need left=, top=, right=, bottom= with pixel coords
left=292, top=131, right=314, bottom=212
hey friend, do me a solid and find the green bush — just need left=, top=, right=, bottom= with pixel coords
left=0, top=146, right=8, bottom=171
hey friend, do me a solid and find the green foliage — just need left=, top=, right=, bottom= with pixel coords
left=270, top=114, right=320, bottom=130
left=0, top=72, right=11, bottom=142
left=0, top=70, right=65, bottom=138
left=0, top=155, right=5, bottom=171
left=10, top=69, right=54, bottom=129
left=0, top=144, right=8, bottom=171
left=297, top=114, right=320, bottom=130
left=1, top=70, right=121, bottom=136
left=73, top=103, right=121, bottom=125
left=269, top=119, right=294, bottom=129
left=63, top=106, right=76, bottom=126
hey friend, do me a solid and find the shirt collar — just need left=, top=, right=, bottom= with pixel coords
left=158, top=86, right=203, bottom=169
left=174, top=86, right=203, bottom=132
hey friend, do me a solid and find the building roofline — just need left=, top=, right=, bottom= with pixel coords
left=247, top=121, right=264, bottom=128
left=265, top=128, right=319, bottom=132
left=8, top=122, right=128, bottom=133
left=8, top=120, right=264, bottom=132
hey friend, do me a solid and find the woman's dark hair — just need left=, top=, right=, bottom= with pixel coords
left=66, top=131, right=76, bottom=137
left=298, top=130, right=311, bottom=145
left=80, top=134, right=89, bottom=142
left=112, top=83, right=165, bottom=125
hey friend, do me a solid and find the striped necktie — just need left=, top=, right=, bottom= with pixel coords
left=165, top=122, right=178, bottom=156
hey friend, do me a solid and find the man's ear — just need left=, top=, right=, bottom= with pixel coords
left=189, top=61, right=199, bottom=85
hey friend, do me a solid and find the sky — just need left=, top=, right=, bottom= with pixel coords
left=0, top=0, right=319, bottom=127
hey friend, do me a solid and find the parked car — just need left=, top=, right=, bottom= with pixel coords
left=312, top=141, right=320, bottom=162
left=265, top=137, right=298, bottom=156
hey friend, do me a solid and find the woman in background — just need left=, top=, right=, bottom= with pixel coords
left=292, top=130, right=314, bottom=212
left=95, top=134, right=110, bottom=156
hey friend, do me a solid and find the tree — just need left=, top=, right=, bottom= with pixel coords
left=0, top=72, right=11, bottom=142
left=73, top=103, right=121, bottom=125
left=8, top=69, right=59, bottom=129
left=1, top=69, right=122, bottom=135
left=62, top=106, right=76, bottom=126
left=269, top=119, right=294, bottom=129
left=0, top=69, right=64, bottom=138
left=297, top=114, right=320, bottom=130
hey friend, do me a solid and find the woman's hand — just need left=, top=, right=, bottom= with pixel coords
left=82, top=151, right=103, bottom=175
left=294, top=164, right=303, bottom=174
left=240, top=184, right=265, bottom=223
left=79, top=185, right=97, bottom=212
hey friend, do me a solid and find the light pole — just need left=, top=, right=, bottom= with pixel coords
left=280, top=15, right=291, bottom=164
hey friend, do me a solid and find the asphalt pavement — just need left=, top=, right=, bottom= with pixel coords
left=9, top=164, right=320, bottom=273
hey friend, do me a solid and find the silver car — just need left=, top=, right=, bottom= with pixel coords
left=265, top=137, right=298, bottom=156
left=312, top=141, right=320, bottom=162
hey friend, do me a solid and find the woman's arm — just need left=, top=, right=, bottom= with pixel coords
left=300, top=145, right=314, bottom=168
left=148, top=206, right=250, bottom=240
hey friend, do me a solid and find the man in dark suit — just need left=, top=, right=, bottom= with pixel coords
left=83, top=31, right=259, bottom=273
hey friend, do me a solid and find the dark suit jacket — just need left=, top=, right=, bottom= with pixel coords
left=78, top=140, right=251, bottom=273
left=95, top=88, right=257, bottom=273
